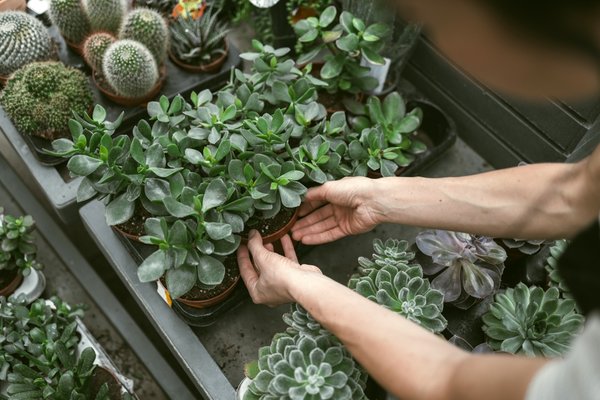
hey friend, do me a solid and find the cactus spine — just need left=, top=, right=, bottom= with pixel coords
left=119, top=8, right=169, bottom=65
left=103, top=40, right=159, bottom=98
left=83, top=0, right=127, bottom=35
left=49, top=0, right=91, bottom=45
left=83, top=32, right=116, bottom=72
left=0, top=12, right=52, bottom=77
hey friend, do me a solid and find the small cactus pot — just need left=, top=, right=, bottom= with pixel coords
left=93, top=64, right=167, bottom=107
left=168, top=39, right=229, bottom=74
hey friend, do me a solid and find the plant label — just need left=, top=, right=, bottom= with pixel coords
left=156, top=281, right=173, bottom=307
left=249, top=0, right=281, bottom=8
left=362, top=57, right=391, bottom=95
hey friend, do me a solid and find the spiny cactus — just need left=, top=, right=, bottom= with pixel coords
left=0, top=12, right=52, bottom=77
left=120, top=8, right=169, bottom=65
left=83, top=32, right=116, bottom=72
left=0, top=62, right=93, bottom=139
left=103, top=40, right=159, bottom=99
left=83, top=0, right=127, bottom=34
left=358, top=238, right=417, bottom=275
left=49, top=0, right=91, bottom=45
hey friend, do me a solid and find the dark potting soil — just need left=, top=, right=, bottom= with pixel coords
left=243, top=207, right=295, bottom=237
left=0, top=269, right=18, bottom=288
left=115, top=206, right=151, bottom=238
left=318, top=91, right=344, bottom=113
left=178, top=256, right=240, bottom=301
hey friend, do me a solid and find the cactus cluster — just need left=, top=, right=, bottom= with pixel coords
left=103, top=40, right=159, bottom=98
left=0, top=12, right=53, bottom=77
left=49, top=0, right=90, bottom=44
left=83, top=0, right=127, bottom=34
left=120, top=8, right=169, bottom=65
left=83, top=32, right=116, bottom=72
left=0, top=62, right=93, bottom=139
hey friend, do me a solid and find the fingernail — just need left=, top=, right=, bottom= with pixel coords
left=249, top=229, right=258, bottom=237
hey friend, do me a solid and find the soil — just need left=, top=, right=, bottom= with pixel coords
left=86, top=367, right=123, bottom=399
left=177, top=256, right=240, bottom=301
left=0, top=268, right=18, bottom=289
left=318, top=91, right=344, bottom=114
left=115, top=205, right=151, bottom=238
left=243, top=207, right=295, bottom=237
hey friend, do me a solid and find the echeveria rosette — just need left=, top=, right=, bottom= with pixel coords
left=482, top=283, right=583, bottom=357
left=416, top=230, right=507, bottom=303
left=349, top=264, right=447, bottom=334
left=244, top=334, right=367, bottom=400
left=544, top=240, right=573, bottom=299
left=357, top=238, right=417, bottom=275
left=501, top=238, right=550, bottom=256
left=282, top=303, right=335, bottom=341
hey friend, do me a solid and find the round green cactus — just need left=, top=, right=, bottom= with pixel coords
left=0, top=12, right=53, bottom=77
left=349, top=263, right=448, bottom=334
left=83, top=32, right=116, bottom=72
left=103, top=40, right=159, bottom=99
left=49, top=0, right=91, bottom=44
left=0, top=62, right=93, bottom=140
left=83, top=0, right=126, bottom=34
left=119, top=8, right=168, bottom=65
left=482, top=283, right=583, bottom=357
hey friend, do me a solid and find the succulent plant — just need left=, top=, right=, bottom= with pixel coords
left=83, top=0, right=127, bottom=35
left=349, top=263, right=447, bottom=333
left=282, top=303, right=333, bottom=340
left=83, top=32, right=117, bottom=72
left=544, top=240, right=572, bottom=297
left=416, top=230, right=507, bottom=305
left=103, top=40, right=159, bottom=99
left=120, top=8, right=169, bottom=65
left=134, top=0, right=178, bottom=15
left=49, top=0, right=91, bottom=45
left=244, top=333, right=367, bottom=400
left=170, top=7, right=229, bottom=66
left=482, top=283, right=584, bottom=357
left=357, top=238, right=416, bottom=275
left=0, top=61, right=93, bottom=140
left=0, top=209, right=43, bottom=277
left=502, top=238, right=550, bottom=256
left=0, top=12, right=53, bottom=77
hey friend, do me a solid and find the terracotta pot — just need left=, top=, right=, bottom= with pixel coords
left=0, top=0, right=26, bottom=11
left=0, top=270, right=23, bottom=297
left=290, top=5, right=318, bottom=24
left=0, top=74, right=8, bottom=86
left=176, top=274, right=241, bottom=309
left=242, top=207, right=300, bottom=245
left=169, top=40, right=229, bottom=73
left=93, top=65, right=166, bottom=107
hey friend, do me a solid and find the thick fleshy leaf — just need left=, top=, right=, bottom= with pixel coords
left=197, top=256, right=226, bottom=285
left=138, top=251, right=168, bottom=282
left=67, top=155, right=102, bottom=176
left=105, top=193, right=135, bottom=226
left=165, top=265, right=197, bottom=298
left=202, top=179, right=228, bottom=212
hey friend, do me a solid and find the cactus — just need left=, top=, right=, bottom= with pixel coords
left=0, top=61, right=93, bottom=140
left=83, top=0, right=127, bottom=34
left=83, top=32, right=116, bottom=72
left=103, top=40, right=159, bottom=98
left=120, top=8, right=169, bottom=65
left=0, top=12, right=52, bottom=77
left=49, top=0, right=91, bottom=44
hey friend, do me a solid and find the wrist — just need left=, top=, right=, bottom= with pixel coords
left=287, top=269, right=327, bottom=303
left=367, top=177, right=397, bottom=224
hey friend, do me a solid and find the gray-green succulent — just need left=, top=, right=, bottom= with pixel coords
left=282, top=303, right=333, bottom=340
left=0, top=209, right=43, bottom=277
left=545, top=240, right=572, bottom=298
left=103, top=40, right=159, bottom=99
left=502, top=238, right=550, bottom=256
left=120, top=7, right=169, bottom=65
left=357, top=238, right=416, bottom=275
left=49, top=0, right=91, bottom=45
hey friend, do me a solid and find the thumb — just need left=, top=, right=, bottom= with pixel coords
left=247, top=230, right=268, bottom=262
left=304, top=183, right=331, bottom=203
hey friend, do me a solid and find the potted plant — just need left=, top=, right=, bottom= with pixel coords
left=169, top=6, right=231, bottom=73
left=0, top=12, right=53, bottom=84
left=0, top=62, right=94, bottom=142
left=357, top=238, right=417, bottom=274
left=0, top=210, right=43, bottom=297
left=0, top=0, right=26, bottom=12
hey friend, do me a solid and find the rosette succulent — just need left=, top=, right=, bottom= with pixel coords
left=357, top=238, right=416, bottom=275
left=282, top=303, right=332, bottom=340
left=545, top=240, right=572, bottom=298
left=244, top=334, right=367, bottom=400
left=482, top=283, right=584, bottom=357
left=502, top=238, right=550, bottom=256
left=349, top=263, right=447, bottom=333
left=416, top=230, right=507, bottom=305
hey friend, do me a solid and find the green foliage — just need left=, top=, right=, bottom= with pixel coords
left=83, top=32, right=116, bottom=72
left=502, top=238, right=550, bottom=256
left=286, top=0, right=334, bottom=24
left=357, top=238, right=416, bottom=275
left=0, top=209, right=43, bottom=277
left=170, top=7, right=229, bottom=65
left=282, top=303, right=333, bottom=340
left=482, top=283, right=584, bottom=357
left=103, top=40, right=159, bottom=98
left=49, top=0, right=91, bottom=44
left=0, top=12, right=52, bottom=77
left=545, top=240, right=572, bottom=298
left=120, top=8, right=169, bottom=65
left=349, top=263, right=447, bottom=333
left=0, top=61, right=93, bottom=140
left=83, top=0, right=127, bottom=34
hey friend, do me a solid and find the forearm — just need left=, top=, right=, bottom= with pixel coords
left=371, top=160, right=598, bottom=239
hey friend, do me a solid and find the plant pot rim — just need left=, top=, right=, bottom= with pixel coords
left=64, top=38, right=84, bottom=56
left=112, top=224, right=143, bottom=242
left=176, top=274, right=241, bottom=309
left=168, top=39, right=229, bottom=73
left=93, top=64, right=167, bottom=108
left=242, top=207, right=300, bottom=245
left=0, top=270, right=23, bottom=297
left=236, top=377, right=252, bottom=400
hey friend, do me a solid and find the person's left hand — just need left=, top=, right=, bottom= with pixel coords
left=237, top=230, right=322, bottom=307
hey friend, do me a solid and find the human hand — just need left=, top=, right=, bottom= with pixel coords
left=291, top=177, right=382, bottom=245
left=237, top=231, right=322, bottom=307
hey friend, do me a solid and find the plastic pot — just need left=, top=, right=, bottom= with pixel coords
left=12, top=269, right=46, bottom=304
left=169, top=40, right=229, bottom=74
left=236, top=377, right=251, bottom=400
left=0, top=270, right=23, bottom=297
left=93, top=66, right=167, bottom=108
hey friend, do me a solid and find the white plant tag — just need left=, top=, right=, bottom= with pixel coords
left=27, top=0, right=50, bottom=14
left=249, top=0, right=281, bottom=8
left=362, top=57, right=391, bottom=95
left=156, top=281, right=173, bottom=307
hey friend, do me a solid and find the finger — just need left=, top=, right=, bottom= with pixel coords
left=237, top=245, right=259, bottom=290
left=265, top=243, right=274, bottom=252
left=299, top=263, right=322, bottom=274
left=247, top=229, right=269, bottom=263
left=292, top=215, right=338, bottom=240
left=301, top=227, right=347, bottom=245
left=280, top=234, right=298, bottom=263
left=304, top=184, right=330, bottom=203
left=299, top=199, right=326, bottom=217
left=292, top=204, right=334, bottom=233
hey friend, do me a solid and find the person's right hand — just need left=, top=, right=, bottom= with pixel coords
left=291, top=177, right=382, bottom=245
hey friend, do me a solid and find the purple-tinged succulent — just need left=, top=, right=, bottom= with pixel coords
left=415, top=230, right=507, bottom=303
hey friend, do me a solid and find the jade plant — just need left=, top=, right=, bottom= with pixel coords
left=415, top=230, right=507, bottom=307
left=120, top=7, right=169, bottom=65
left=0, top=12, right=53, bottom=78
left=0, top=61, right=94, bottom=140
left=482, top=283, right=583, bottom=357
left=349, top=263, right=447, bottom=333
left=293, top=5, right=390, bottom=95
left=0, top=209, right=43, bottom=278
left=49, top=0, right=91, bottom=45
left=357, top=238, right=417, bottom=275
left=83, top=0, right=127, bottom=34
left=83, top=32, right=117, bottom=73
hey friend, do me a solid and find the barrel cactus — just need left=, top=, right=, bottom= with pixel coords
left=49, top=0, right=91, bottom=45
left=83, top=32, right=116, bottom=72
left=83, top=0, right=126, bottom=34
left=349, top=263, right=448, bottom=334
left=103, top=40, right=159, bottom=99
left=358, top=238, right=417, bottom=275
left=0, top=62, right=93, bottom=139
left=0, top=12, right=52, bottom=77
left=120, top=8, right=169, bottom=65
left=482, top=283, right=583, bottom=357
